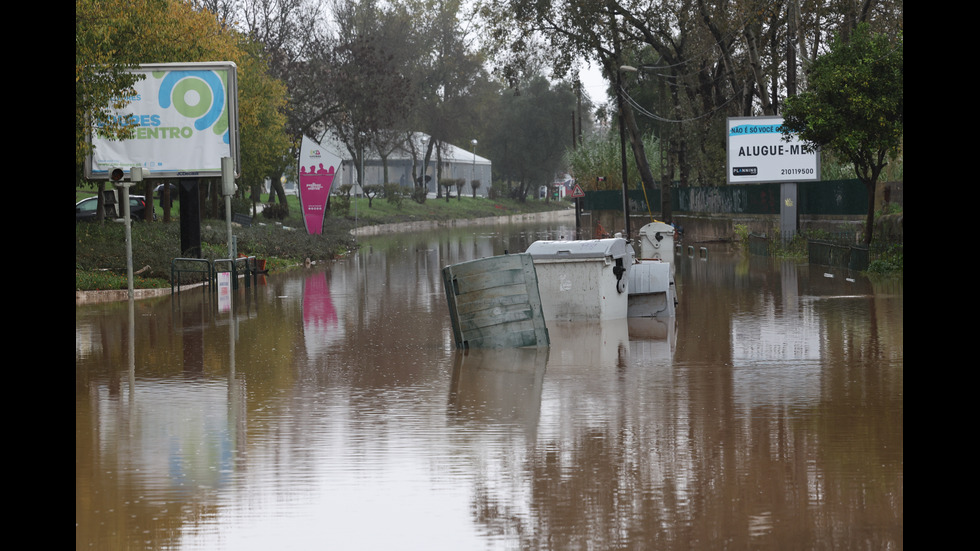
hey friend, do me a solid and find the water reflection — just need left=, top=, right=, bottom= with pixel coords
left=76, top=223, right=902, bottom=550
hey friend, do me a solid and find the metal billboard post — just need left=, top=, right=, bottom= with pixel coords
left=781, top=182, right=798, bottom=243
left=222, top=157, right=236, bottom=258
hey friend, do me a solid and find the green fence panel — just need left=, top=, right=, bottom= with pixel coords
left=584, top=179, right=868, bottom=216
left=798, top=180, right=866, bottom=215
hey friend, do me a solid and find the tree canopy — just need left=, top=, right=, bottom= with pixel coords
left=782, top=23, right=903, bottom=243
left=75, top=0, right=290, bottom=197
left=487, top=76, right=580, bottom=200
left=475, top=0, right=904, bottom=220
left=79, top=0, right=905, bottom=220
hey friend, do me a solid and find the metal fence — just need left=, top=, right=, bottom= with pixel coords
left=583, top=181, right=901, bottom=271
left=584, top=179, right=870, bottom=216
left=807, top=240, right=870, bottom=271
left=746, top=231, right=901, bottom=271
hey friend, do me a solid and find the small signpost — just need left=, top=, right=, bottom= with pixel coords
left=572, top=183, right=586, bottom=236
left=217, top=271, right=232, bottom=312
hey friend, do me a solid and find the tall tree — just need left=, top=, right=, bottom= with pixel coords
left=77, top=0, right=290, bottom=221
left=409, top=0, right=488, bottom=197
left=782, top=23, right=902, bottom=244
left=487, top=76, right=578, bottom=201
left=234, top=37, right=291, bottom=212
left=477, top=0, right=672, bottom=216
left=230, top=0, right=335, bottom=208
left=322, top=0, right=418, bottom=192
left=75, top=0, right=167, bottom=173
left=476, top=0, right=903, bottom=197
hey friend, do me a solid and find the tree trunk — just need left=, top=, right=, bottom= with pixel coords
left=864, top=180, right=875, bottom=245
left=745, top=25, right=774, bottom=115
left=786, top=0, right=798, bottom=98
left=163, top=181, right=173, bottom=223
left=621, top=93, right=663, bottom=221
left=250, top=179, right=262, bottom=217
left=96, top=181, right=106, bottom=222
left=270, top=175, right=289, bottom=210
left=435, top=141, right=443, bottom=199
left=144, top=181, right=154, bottom=222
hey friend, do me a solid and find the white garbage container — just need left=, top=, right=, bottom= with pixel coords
left=637, top=221, right=675, bottom=261
left=525, top=238, right=634, bottom=321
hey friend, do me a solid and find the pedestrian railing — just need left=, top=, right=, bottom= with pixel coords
left=171, top=258, right=214, bottom=296
left=213, top=256, right=258, bottom=290
left=171, top=256, right=259, bottom=296
left=807, top=240, right=869, bottom=271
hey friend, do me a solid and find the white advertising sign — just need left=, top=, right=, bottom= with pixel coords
left=217, top=271, right=232, bottom=312
left=87, top=62, right=239, bottom=180
left=727, top=116, right=819, bottom=184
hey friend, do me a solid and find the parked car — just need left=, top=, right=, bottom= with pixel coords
left=76, top=195, right=152, bottom=222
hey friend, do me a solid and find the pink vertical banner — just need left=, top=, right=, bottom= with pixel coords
left=299, top=165, right=334, bottom=234
left=298, top=136, right=342, bottom=235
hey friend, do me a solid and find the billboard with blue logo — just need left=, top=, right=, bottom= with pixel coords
left=727, top=116, right=819, bottom=184
left=86, top=62, right=240, bottom=180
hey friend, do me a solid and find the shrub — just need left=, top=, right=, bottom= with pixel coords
left=76, top=217, right=356, bottom=289
left=384, top=183, right=405, bottom=208
left=332, top=195, right=351, bottom=216
left=439, top=178, right=456, bottom=197
left=733, top=223, right=750, bottom=246
left=215, top=195, right=253, bottom=220
left=411, top=185, right=427, bottom=204
left=867, top=243, right=903, bottom=274
left=261, top=203, right=289, bottom=220
left=362, top=184, right=382, bottom=207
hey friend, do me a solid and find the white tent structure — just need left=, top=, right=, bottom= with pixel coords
left=323, top=132, right=492, bottom=197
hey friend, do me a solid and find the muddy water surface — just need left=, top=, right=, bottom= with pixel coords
left=76, top=222, right=903, bottom=550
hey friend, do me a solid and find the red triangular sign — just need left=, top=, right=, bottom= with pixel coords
left=571, top=183, right=586, bottom=198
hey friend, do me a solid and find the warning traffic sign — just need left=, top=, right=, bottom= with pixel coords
left=571, top=183, right=586, bottom=198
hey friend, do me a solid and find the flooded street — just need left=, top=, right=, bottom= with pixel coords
left=76, top=221, right=903, bottom=550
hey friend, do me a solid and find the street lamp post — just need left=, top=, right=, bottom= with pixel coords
left=616, top=69, right=631, bottom=241
left=423, top=136, right=432, bottom=196
left=471, top=139, right=477, bottom=197
left=621, top=64, right=673, bottom=224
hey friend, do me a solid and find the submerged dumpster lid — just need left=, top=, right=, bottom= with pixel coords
left=526, top=238, right=632, bottom=261
left=638, top=221, right=674, bottom=236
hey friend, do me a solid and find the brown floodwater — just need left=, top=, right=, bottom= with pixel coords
left=76, top=221, right=903, bottom=550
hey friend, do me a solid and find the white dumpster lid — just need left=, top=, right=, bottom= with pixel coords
left=639, top=221, right=674, bottom=235
left=526, top=238, right=631, bottom=260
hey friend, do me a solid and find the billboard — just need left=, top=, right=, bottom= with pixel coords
left=727, top=116, right=819, bottom=184
left=86, top=62, right=240, bottom=180
left=298, top=136, right=342, bottom=235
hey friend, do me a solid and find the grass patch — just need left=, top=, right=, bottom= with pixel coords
left=76, top=192, right=570, bottom=290
left=76, top=219, right=355, bottom=290
left=295, top=193, right=569, bottom=228
left=78, top=188, right=570, bottom=228
left=76, top=269, right=170, bottom=291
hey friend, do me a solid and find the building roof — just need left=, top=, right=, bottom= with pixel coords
left=317, top=132, right=490, bottom=166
